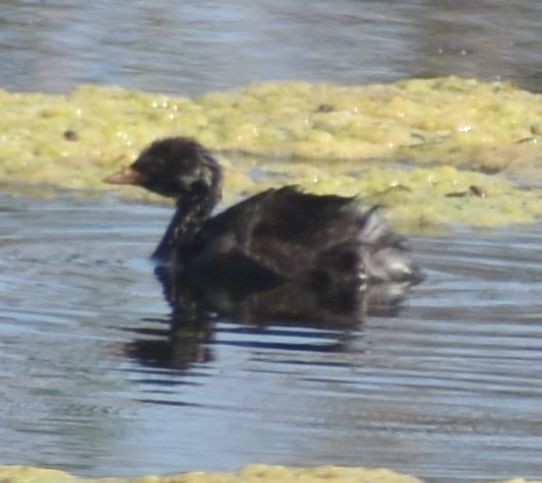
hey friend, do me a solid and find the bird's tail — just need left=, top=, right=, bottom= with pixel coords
left=358, top=207, right=423, bottom=284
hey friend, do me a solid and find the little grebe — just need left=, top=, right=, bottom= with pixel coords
left=106, top=137, right=422, bottom=292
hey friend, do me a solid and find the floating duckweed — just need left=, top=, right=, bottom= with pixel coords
left=0, top=464, right=536, bottom=483
left=0, top=464, right=425, bottom=483
left=1, top=77, right=542, bottom=229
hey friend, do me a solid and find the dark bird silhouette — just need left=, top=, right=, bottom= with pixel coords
left=106, top=137, right=422, bottom=296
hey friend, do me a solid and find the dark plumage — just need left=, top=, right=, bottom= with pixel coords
left=106, top=137, right=422, bottom=293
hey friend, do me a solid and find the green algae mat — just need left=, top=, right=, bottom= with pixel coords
left=1, top=76, right=542, bottom=230
left=1, top=464, right=540, bottom=483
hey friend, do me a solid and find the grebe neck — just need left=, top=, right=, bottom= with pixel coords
left=152, top=188, right=220, bottom=260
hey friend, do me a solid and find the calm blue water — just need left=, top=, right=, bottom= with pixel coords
left=0, top=0, right=541, bottom=95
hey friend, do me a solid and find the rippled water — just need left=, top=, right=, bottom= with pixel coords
left=1, top=0, right=541, bottom=94
left=1, top=192, right=542, bottom=482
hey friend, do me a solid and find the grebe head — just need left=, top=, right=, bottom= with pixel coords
left=106, top=137, right=222, bottom=200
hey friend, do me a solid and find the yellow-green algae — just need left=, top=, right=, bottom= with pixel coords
left=0, top=465, right=539, bottom=483
left=1, top=76, right=542, bottom=230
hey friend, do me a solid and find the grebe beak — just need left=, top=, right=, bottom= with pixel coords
left=104, top=168, right=148, bottom=186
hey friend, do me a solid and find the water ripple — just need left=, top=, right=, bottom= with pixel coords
left=2, top=193, right=542, bottom=482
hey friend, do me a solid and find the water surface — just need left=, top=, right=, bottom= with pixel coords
left=1, top=192, right=542, bottom=482
left=1, top=0, right=541, bottom=94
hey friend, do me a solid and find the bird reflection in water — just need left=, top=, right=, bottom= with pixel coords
left=108, top=137, right=422, bottom=370
left=125, top=262, right=418, bottom=371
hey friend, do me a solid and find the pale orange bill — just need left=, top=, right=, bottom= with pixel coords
left=104, top=168, right=147, bottom=186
